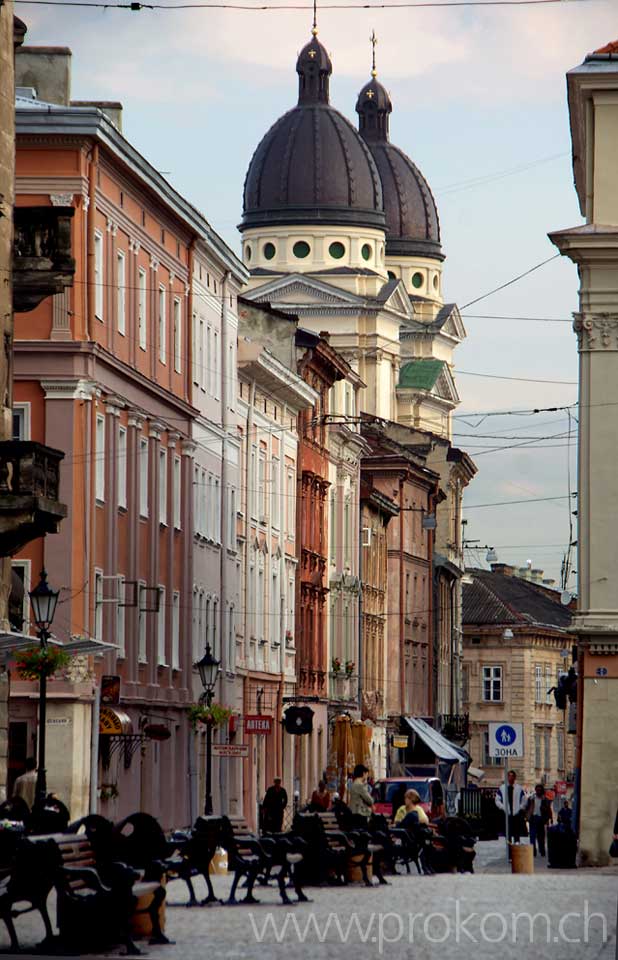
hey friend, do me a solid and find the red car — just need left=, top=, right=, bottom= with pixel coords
left=372, top=776, right=444, bottom=819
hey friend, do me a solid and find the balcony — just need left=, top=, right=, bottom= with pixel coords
left=0, top=442, right=67, bottom=556
left=438, top=713, right=470, bottom=745
left=13, top=206, right=75, bottom=313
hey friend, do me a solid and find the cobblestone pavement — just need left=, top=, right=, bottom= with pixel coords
left=4, top=842, right=617, bottom=960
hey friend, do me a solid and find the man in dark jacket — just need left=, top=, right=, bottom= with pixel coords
left=262, top=777, right=288, bottom=833
left=527, top=784, right=553, bottom=856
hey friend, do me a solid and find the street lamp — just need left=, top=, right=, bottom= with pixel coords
left=194, top=643, right=220, bottom=815
left=28, top=570, right=60, bottom=806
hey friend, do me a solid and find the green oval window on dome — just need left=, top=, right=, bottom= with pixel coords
left=329, top=241, right=345, bottom=260
left=388, top=270, right=397, bottom=280
left=361, top=243, right=372, bottom=261
left=412, top=272, right=424, bottom=289
left=263, top=242, right=276, bottom=261
left=293, top=241, right=311, bottom=259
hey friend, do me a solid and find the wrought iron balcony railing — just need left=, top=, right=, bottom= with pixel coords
left=13, top=206, right=75, bottom=312
left=438, top=713, right=470, bottom=744
left=0, top=441, right=67, bottom=556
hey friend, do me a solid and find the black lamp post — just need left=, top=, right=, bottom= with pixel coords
left=28, top=569, right=60, bottom=807
left=194, top=643, right=220, bottom=815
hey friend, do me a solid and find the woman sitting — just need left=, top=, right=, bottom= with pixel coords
left=394, top=789, right=430, bottom=827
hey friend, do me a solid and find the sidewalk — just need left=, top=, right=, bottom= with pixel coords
left=476, top=838, right=618, bottom=875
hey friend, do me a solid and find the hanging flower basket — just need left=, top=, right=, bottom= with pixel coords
left=187, top=702, right=232, bottom=732
left=14, top=646, right=71, bottom=682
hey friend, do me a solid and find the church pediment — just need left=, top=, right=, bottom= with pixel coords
left=244, top=273, right=364, bottom=309
left=435, top=304, right=467, bottom=342
left=374, top=280, right=415, bottom=320
left=397, top=358, right=459, bottom=405
left=434, top=365, right=460, bottom=404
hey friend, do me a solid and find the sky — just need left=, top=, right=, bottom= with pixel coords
left=17, top=0, right=617, bottom=587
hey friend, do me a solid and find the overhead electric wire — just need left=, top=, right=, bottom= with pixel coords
left=455, top=370, right=576, bottom=385
left=460, top=254, right=561, bottom=310
left=14, top=0, right=596, bottom=9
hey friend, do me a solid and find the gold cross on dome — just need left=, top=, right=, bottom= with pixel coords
left=366, top=89, right=375, bottom=99
left=370, top=29, right=378, bottom=77
left=308, top=49, right=317, bottom=58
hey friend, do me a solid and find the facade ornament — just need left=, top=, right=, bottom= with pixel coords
left=50, top=193, right=74, bottom=207
left=573, top=312, right=618, bottom=351
left=150, top=255, right=159, bottom=271
left=106, top=217, right=114, bottom=234
left=82, top=195, right=90, bottom=212
left=181, top=439, right=196, bottom=458
left=128, top=412, right=145, bottom=430
left=149, top=420, right=166, bottom=440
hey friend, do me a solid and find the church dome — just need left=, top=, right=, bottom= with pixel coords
left=356, top=75, right=443, bottom=260
left=241, top=35, right=385, bottom=232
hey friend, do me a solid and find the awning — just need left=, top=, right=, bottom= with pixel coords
left=0, top=632, right=64, bottom=653
left=467, top=766, right=485, bottom=781
left=62, top=637, right=117, bottom=655
left=404, top=717, right=469, bottom=763
left=99, top=707, right=133, bottom=736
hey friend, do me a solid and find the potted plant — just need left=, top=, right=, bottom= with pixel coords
left=285, top=629, right=294, bottom=647
left=331, top=657, right=342, bottom=675
left=187, top=702, right=232, bottom=732
left=345, top=660, right=355, bottom=677
left=14, top=645, right=71, bottom=681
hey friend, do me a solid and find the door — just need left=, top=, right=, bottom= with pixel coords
left=7, top=721, right=29, bottom=799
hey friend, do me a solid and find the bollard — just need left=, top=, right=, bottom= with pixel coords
left=510, top=843, right=534, bottom=874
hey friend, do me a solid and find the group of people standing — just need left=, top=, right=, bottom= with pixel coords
left=495, top=769, right=570, bottom=856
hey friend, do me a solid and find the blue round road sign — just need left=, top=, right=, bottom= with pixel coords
left=495, top=724, right=517, bottom=746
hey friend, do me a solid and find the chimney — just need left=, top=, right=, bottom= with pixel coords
left=491, top=562, right=515, bottom=577
left=543, top=578, right=557, bottom=587
left=15, top=46, right=72, bottom=105
left=71, top=101, right=123, bottom=132
left=531, top=568, right=544, bottom=583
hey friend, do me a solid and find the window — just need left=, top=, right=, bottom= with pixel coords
left=157, top=586, right=166, bottom=665
left=198, top=318, right=204, bottom=389
left=483, top=730, right=501, bottom=766
left=257, top=567, right=264, bottom=641
left=118, top=426, right=127, bottom=509
left=158, top=286, right=166, bottom=364
left=544, top=727, right=551, bottom=771
left=192, top=586, right=200, bottom=664
left=173, top=298, right=181, bottom=372
left=482, top=665, right=502, bottom=702
left=271, top=458, right=280, bottom=528
left=116, top=576, right=125, bottom=658
left=172, top=592, right=180, bottom=670
left=94, top=231, right=104, bottom=320
left=535, top=664, right=543, bottom=703
left=173, top=456, right=181, bottom=529
left=12, top=403, right=30, bottom=441
left=557, top=728, right=565, bottom=771
left=138, top=268, right=147, bottom=350
left=213, top=329, right=219, bottom=397
left=545, top=664, right=554, bottom=705
left=286, top=469, right=295, bottom=539
left=248, top=564, right=255, bottom=638
left=138, top=580, right=147, bottom=662
left=95, top=415, right=105, bottom=502
left=207, top=326, right=213, bottom=394
left=258, top=452, right=266, bottom=521
left=204, top=595, right=211, bottom=649
left=139, top=437, right=149, bottom=517
left=200, top=468, right=208, bottom=536
left=228, top=486, right=237, bottom=546
left=250, top=447, right=257, bottom=520
left=117, top=251, right=126, bottom=334
left=227, top=604, right=235, bottom=672
left=227, top=341, right=234, bottom=409
left=192, top=312, right=199, bottom=385
left=212, top=597, right=218, bottom=659
left=159, top=448, right=167, bottom=525
left=462, top=664, right=470, bottom=703
left=535, top=727, right=542, bottom=769
left=214, top=477, right=220, bottom=543
left=10, top=560, right=31, bottom=633
left=94, top=570, right=103, bottom=643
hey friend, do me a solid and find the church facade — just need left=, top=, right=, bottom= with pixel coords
left=238, top=26, right=476, bottom=794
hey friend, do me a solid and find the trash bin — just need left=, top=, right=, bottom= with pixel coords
left=510, top=843, right=534, bottom=874
left=209, top=847, right=228, bottom=874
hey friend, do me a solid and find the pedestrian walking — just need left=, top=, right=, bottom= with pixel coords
left=495, top=770, right=528, bottom=843
left=12, top=758, right=37, bottom=811
left=347, top=764, right=374, bottom=820
left=527, top=784, right=553, bottom=856
left=262, top=776, right=288, bottom=833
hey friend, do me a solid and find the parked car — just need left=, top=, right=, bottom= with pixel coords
left=372, top=777, right=444, bottom=819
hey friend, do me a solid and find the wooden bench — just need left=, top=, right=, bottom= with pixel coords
left=50, top=832, right=169, bottom=953
left=221, top=816, right=307, bottom=904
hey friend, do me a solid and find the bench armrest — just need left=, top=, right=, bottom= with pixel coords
left=61, top=865, right=111, bottom=894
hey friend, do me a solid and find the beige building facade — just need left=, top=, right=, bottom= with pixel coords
left=462, top=565, right=575, bottom=790
left=550, top=38, right=618, bottom=865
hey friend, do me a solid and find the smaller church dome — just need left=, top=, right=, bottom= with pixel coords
left=356, top=70, right=442, bottom=261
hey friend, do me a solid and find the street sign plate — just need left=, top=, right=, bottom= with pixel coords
left=245, top=715, right=273, bottom=735
left=488, top=722, right=524, bottom=758
left=212, top=743, right=249, bottom=758
left=392, top=735, right=409, bottom=748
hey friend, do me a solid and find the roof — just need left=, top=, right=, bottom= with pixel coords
left=405, top=717, right=468, bottom=763
left=462, top=568, right=573, bottom=630
left=15, top=99, right=247, bottom=284
left=398, top=358, right=445, bottom=390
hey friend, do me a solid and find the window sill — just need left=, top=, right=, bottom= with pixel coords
left=118, top=504, right=128, bottom=514
left=139, top=513, right=149, bottom=521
